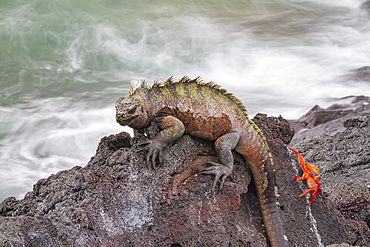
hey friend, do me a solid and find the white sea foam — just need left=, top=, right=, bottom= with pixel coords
left=0, top=99, right=128, bottom=200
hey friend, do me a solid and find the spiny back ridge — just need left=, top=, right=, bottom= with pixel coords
left=130, top=76, right=248, bottom=117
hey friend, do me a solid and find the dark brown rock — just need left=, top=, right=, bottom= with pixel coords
left=253, top=113, right=295, bottom=145
left=0, top=114, right=368, bottom=246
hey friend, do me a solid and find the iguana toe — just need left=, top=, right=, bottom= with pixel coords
left=200, top=161, right=232, bottom=195
left=137, top=140, right=164, bottom=169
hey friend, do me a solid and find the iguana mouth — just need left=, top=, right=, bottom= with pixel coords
left=116, top=114, right=135, bottom=125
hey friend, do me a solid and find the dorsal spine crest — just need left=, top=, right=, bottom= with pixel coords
left=129, top=76, right=249, bottom=117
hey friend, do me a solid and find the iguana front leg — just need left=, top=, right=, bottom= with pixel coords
left=200, top=131, right=241, bottom=195
left=140, top=115, right=185, bottom=169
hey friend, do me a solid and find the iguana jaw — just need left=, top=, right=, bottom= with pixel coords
left=116, top=114, right=136, bottom=125
left=115, top=96, right=143, bottom=126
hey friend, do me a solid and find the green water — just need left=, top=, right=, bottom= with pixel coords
left=1, top=0, right=369, bottom=201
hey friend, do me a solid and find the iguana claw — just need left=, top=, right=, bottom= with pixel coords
left=200, top=161, right=232, bottom=195
left=137, top=140, right=165, bottom=169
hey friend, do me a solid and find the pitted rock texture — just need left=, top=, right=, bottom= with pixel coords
left=0, top=114, right=368, bottom=246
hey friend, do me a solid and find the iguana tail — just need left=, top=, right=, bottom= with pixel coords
left=240, top=120, right=288, bottom=247
left=252, top=158, right=288, bottom=247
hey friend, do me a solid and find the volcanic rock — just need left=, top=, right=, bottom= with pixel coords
left=0, top=113, right=368, bottom=246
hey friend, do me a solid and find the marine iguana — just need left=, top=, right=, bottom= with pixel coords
left=115, top=77, right=288, bottom=247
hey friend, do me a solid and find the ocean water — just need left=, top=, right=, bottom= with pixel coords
left=1, top=0, right=369, bottom=201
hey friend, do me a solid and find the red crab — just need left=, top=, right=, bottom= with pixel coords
left=288, top=147, right=321, bottom=205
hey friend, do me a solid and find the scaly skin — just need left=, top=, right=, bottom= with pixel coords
left=116, top=77, right=288, bottom=247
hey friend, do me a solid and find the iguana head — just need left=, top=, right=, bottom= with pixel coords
left=115, top=95, right=146, bottom=128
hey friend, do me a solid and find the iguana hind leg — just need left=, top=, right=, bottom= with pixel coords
left=200, top=131, right=241, bottom=195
